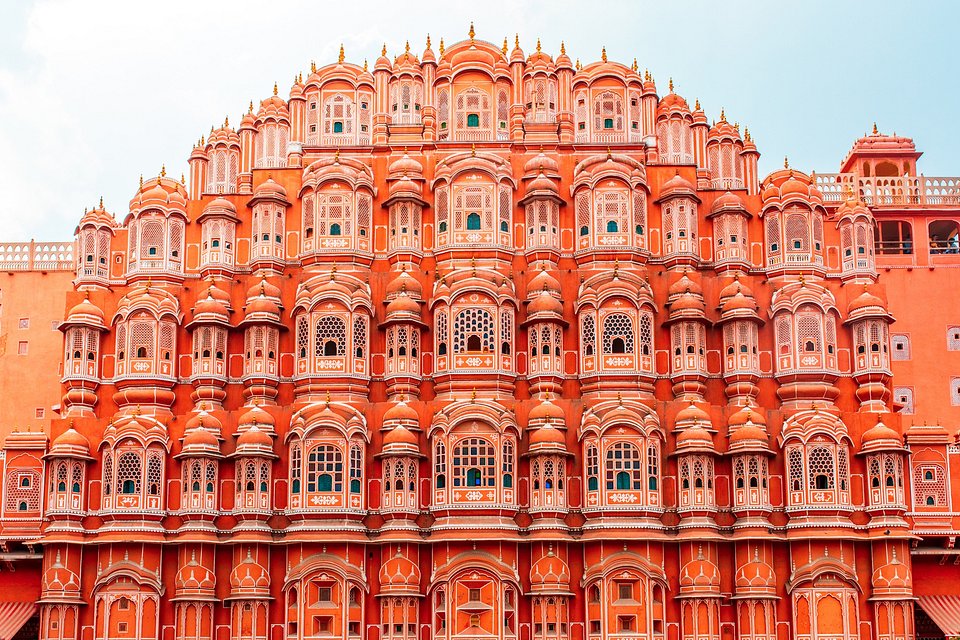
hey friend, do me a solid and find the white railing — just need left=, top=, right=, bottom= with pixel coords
left=815, top=173, right=960, bottom=206
left=0, top=241, right=74, bottom=271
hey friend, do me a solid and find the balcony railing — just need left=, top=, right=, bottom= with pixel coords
left=0, top=241, right=74, bottom=271
left=815, top=173, right=960, bottom=206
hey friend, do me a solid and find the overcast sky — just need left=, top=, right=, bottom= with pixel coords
left=0, top=0, right=956, bottom=240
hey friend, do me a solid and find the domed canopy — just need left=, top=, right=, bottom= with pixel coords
left=46, top=426, right=93, bottom=460
left=237, top=404, right=276, bottom=437
left=197, top=196, right=239, bottom=222
left=378, top=551, right=422, bottom=596
left=528, top=396, right=565, bottom=425
left=528, top=422, right=567, bottom=453
left=383, top=399, right=420, bottom=427
left=675, top=402, right=711, bottom=428
left=860, top=418, right=905, bottom=454
left=523, top=151, right=560, bottom=176
left=230, top=551, right=270, bottom=595
left=61, top=293, right=107, bottom=331
left=174, top=557, right=216, bottom=599
left=676, top=425, right=715, bottom=453
left=735, top=552, right=777, bottom=595
left=251, top=178, right=290, bottom=205
left=679, top=550, right=720, bottom=593
left=529, top=548, right=571, bottom=593
left=709, top=191, right=749, bottom=218
left=178, top=423, right=222, bottom=458
left=385, top=268, right=423, bottom=300
left=234, top=424, right=276, bottom=458
left=667, top=270, right=703, bottom=299
left=846, top=286, right=892, bottom=322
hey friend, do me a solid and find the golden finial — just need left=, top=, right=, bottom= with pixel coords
left=363, top=58, right=368, bottom=71
left=469, top=21, right=475, bottom=41
left=311, top=60, right=316, bottom=73
left=99, top=195, right=104, bottom=209
left=784, top=156, right=789, bottom=169
left=694, top=98, right=700, bottom=110
left=575, top=58, right=581, bottom=70
left=405, top=40, right=410, bottom=55
left=744, top=127, right=751, bottom=141
left=338, top=44, right=345, bottom=64
left=560, top=41, right=566, bottom=55
left=502, top=37, right=508, bottom=55
left=160, top=164, right=166, bottom=177
left=606, top=146, right=612, bottom=160
left=536, top=38, right=541, bottom=53
left=426, top=34, right=431, bottom=49
left=471, top=389, right=476, bottom=402
left=873, top=122, right=879, bottom=135
left=617, top=392, right=623, bottom=406
left=180, top=173, right=185, bottom=185
left=382, top=43, right=387, bottom=57
left=200, top=135, right=205, bottom=145
left=273, top=82, right=278, bottom=96
left=439, top=38, right=445, bottom=55
left=224, top=116, right=230, bottom=128
left=720, top=107, right=725, bottom=122
left=325, top=391, right=331, bottom=407
left=668, top=77, right=674, bottom=92
left=139, top=174, right=143, bottom=188
left=471, top=143, right=476, bottom=157
left=334, top=148, right=340, bottom=163
left=632, top=58, right=638, bottom=72
left=601, top=46, right=607, bottom=62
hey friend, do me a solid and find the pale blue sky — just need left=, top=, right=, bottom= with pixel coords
left=0, top=0, right=956, bottom=240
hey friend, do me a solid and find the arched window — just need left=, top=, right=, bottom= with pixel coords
left=315, top=315, right=347, bottom=357
left=605, top=442, right=643, bottom=491
left=306, top=445, right=343, bottom=494
left=601, top=313, right=635, bottom=355
left=454, top=309, right=495, bottom=353
left=452, top=437, right=496, bottom=488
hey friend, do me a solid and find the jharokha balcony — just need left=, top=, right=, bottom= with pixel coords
left=815, top=173, right=960, bottom=207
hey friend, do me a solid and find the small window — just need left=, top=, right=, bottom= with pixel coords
left=17, top=341, right=28, bottom=355
left=891, top=334, right=910, bottom=360
left=35, top=408, right=44, bottom=419
left=333, top=121, right=344, bottom=133
left=951, top=378, right=960, bottom=406
left=894, top=387, right=914, bottom=414
left=876, top=220, right=913, bottom=255
left=604, top=118, right=614, bottom=129
left=469, top=588, right=481, bottom=602
left=467, top=113, right=480, bottom=128
left=929, top=220, right=960, bottom=255
left=466, top=213, right=481, bottom=230
left=18, top=318, right=29, bottom=329
left=618, top=583, right=632, bottom=600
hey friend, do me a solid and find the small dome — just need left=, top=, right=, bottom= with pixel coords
left=861, top=419, right=903, bottom=452
left=721, top=291, right=758, bottom=315
left=175, top=559, right=216, bottom=593
left=848, top=288, right=885, bottom=313
left=729, top=423, right=768, bottom=446
left=182, top=425, right=218, bottom=448
left=67, top=296, right=105, bottom=322
left=530, top=549, right=571, bottom=591
left=236, top=424, right=273, bottom=448
left=200, top=197, right=238, bottom=220
left=386, top=292, right=421, bottom=317
left=383, top=400, right=419, bottom=424
left=527, top=289, right=563, bottom=316
left=252, top=178, right=289, bottom=203
left=388, top=152, right=424, bottom=176
left=728, top=405, right=766, bottom=427
left=676, top=402, right=711, bottom=425
left=239, top=404, right=275, bottom=430
left=185, top=408, right=223, bottom=433
left=670, top=291, right=706, bottom=313
left=718, top=276, right=753, bottom=301
left=676, top=425, right=714, bottom=450
left=710, top=191, right=746, bottom=215
left=379, top=552, right=421, bottom=594
left=780, top=176, right=809, bottom=198
left=527, top=172, right=559, bottom=194
left=529, top=397, right=565, bottom=423
left=246, top=293, right=281, bottom=316
left=383, top=424, right=419, bottom=447
left=529, top=423, right=566, bottom=448
left=523, top=151, right=560, bottom=175
left=657, top=92, right=691, bottom=116
left=528, top=266, right=561, bottom=298
left=735, top=555, right=776, bottom=592
left=193, top=293, right=230, bottom=318
left=49, top=426, right=92, bottom=458
left=247, top=276, right=282, bottom=301
left=230, top=553, right=270, bottom=593
left=385, top=269, right=423, bottom=299
left=668, top=270, right=703, bottom=298
left=679, top=553, right=720, bottom=592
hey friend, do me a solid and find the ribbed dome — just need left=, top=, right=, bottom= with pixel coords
left=48, top=426, right=92, bottom=458
left=529, top=397, right=565, bottom=422
left=523, top=151, right=560, bottom=175
left=386, top=292, right=421, bottom=316
left=676, top=402, right=711, bottom=425
left=383, top=400, right=419, bottom=424
left=385, top=269, right=423, bottom=299
left=239, top=404, right=275, bottom=430
left=184, top=408, right=223, bottom=434
left=236, top=424, right=273, bottom=448
left=388, top=152, right=424, bottom=176
left=253, top=178, right=288, bottom=200
left=668, top=271, right=703, bottom=298
left=676, top=425, right=714, bottom=449
left=529, top=423, right=566, bottom=448
left=383, top=424, right=418, bottom=446
left=528, top=289, right=563, bottom=316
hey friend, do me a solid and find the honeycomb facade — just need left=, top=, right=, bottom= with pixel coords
left=3, top=29, right=960, bottom=640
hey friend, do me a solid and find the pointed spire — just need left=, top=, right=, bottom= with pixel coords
left=248, top=100, right=253, bottom=113
left=311, top=60, right=316, bottom=73
left=382, top=43, right=387, bottom=57
left=784, top=156, right=789, bottom=169
left=363, top=58, right=368, bottom=72
left=873, top=122, right=879, bottom=135
left=632, top=57, right=638, bottom=72
left=160, top=164, right=166, bottom=177
left=439, top=38, right=445, bottom=55
left=601, top=46, right=607, bottom=62
left=224, top=115, right=229, bottom=128
left=99, top=195, right=104, bottom=209
left=273, top=82, right=278, bottom=96
left=560, top=41, right=565, bottom=55
left=668, top=77, right=674, bottom=92
left=720, top=107, right=726, bottom=122
left=502, top=37, right=508, bottom=55
left=426, top=34, right=431, bottom=49
left=536, top=38, right=541, bottom=53
left=694, top=98, right=700, bottom=110
left=338, top=44, right=345, bottom=64
left=469, top=21, right=475, bottom=41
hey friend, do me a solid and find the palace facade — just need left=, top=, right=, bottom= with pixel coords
left=1, top=28, right=960, bottom=640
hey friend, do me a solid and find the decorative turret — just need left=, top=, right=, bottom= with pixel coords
left=239, top=275, right=284, bottom=405
left=665, top=271, right=708, bottom=400
left=59, top=293, right=108, bottom=416
left=382, top=267, right=425, bottom=399
left=74, top=199, right=117, bottom=287
left=717, top=274, right=762, bottom=405
left=522, top=264, right=566, bottom=395
left=845, top=284, right=894, bottom=411
left=526, top=396, right=570, bottom=525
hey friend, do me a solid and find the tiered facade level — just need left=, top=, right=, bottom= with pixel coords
left=5, top=30, right=960, bottom=640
